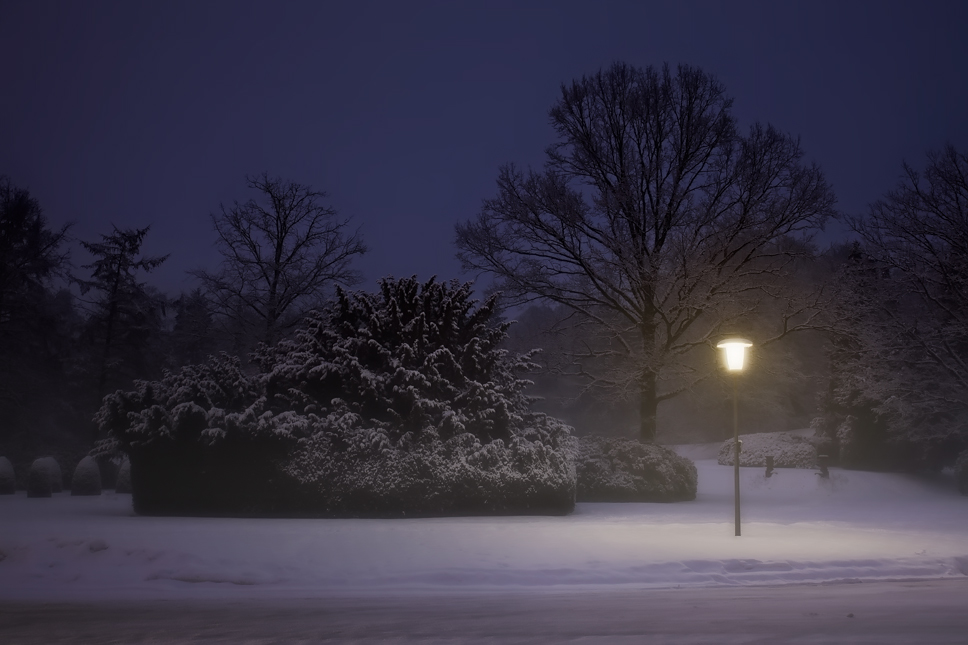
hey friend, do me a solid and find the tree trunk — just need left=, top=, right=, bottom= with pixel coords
left=264, top=240, right=284, bottom=346
left=98, top=271, right=122, bottom=399
left=639, top=369, right=657, bottom=443
left=639, top=318, right=658, bottom=443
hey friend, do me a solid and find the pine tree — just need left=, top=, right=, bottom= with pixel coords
left=79, top=226, right=168, bottom=401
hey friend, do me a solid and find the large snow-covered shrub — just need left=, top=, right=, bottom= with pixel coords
left=718, top=431, right=817, bottom=468
left=287, top=427, right=574, bottom=514
left=27, top=458, right=52, bottom=497
left=98, top=277, right=576, bottom=516
left=574, top=436, right=697, bottom=502
left=267, top=277, right=575, bottom=515
left=0, top=456, right=15, bottom=494
left=71, top=456, right=102, bottom=496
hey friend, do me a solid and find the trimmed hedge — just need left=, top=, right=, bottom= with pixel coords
left=121, top=409, right=576, bottom=517
left=38, top=456, right=63, bottom=492
left=575, top=436, right=697, bottom=502
left=0, top=457, right=15, bottom=494
left=285, top=430, right=576, bottom=516
left=718, top=432, right=817, bottom=468
left=27, top=458, right=52, bottom=498
left=126, top=437, right=295, bottom=516
left=71, top=456, right=102, bottom=496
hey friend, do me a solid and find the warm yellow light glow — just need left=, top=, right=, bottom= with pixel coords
left=716, top=338, right=753, bottom=371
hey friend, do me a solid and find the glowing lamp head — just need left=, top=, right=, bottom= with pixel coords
left=717, top=338, right=753, bottom=372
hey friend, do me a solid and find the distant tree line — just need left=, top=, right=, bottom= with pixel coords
left=492, top=142, right=968, bottom=475
left=2, top=60, right=967, bottom=489
left=0, top=174, right=366, bottom=484
left=814, top=146, right=968, bottom=473
left=458, top=62, right=968, bottom=476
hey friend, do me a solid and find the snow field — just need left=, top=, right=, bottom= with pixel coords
left=0, top=458, right=965, bottom=601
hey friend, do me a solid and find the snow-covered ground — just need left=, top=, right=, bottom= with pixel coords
left=1, top=456, right=965, bottom=602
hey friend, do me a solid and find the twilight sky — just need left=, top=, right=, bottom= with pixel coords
left=3, top=0, right=967, bottom=294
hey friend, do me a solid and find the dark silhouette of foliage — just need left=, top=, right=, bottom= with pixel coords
left=816, top=147, right=968, bottom=471
left=0, top=177, right=71, bottom=333
left=0, top=179, right=87, bottom=471
left=78, top=226, right=168, bottom=399
left=168, top=289, right=218, bottom=368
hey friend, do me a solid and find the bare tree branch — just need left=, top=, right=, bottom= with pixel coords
left=193, top=173, right=367, bottom=348
left=456, top=63, right=836, bottom=442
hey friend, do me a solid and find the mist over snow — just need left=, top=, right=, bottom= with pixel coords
left=1, top=453, right=965, bottom=602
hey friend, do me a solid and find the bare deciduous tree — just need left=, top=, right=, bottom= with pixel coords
left=194, top=174, right=367, bottom=348
left=456, top=62, right=836, bottom=443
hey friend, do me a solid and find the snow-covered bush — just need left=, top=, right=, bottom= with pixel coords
left=270, top=277, right=575, bottom=515
left=574, top=436, right=697, bottom=502
left=717, top=431, right=817, bottom=468
left=0, top=456, right=15, bottom=494
left=95, top=352, right=265, bottom=453
left=268, top=277, right=545, bottom=445
left=38, top=456, right=63, bottom=492
left=260, top=277, right=575, bottom=515
left=27, top=458, right=52, bottom=497
left=71, top=456, right=102, bottom=496
left=956, top=450, right=968, bottom=496
left=97, top=277, right=576, bottom=516
left=115, top=459, right=131, bottom=493
left=287, top=425, right=575, bottom=515
left=96, top=352, right=290, bottom=514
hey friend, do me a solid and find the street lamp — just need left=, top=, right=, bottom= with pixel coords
left=717, top=337, right=752, bottom=537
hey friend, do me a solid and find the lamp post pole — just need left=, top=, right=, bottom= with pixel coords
left=733, top=376, right=741, bottom=537
left=717, top=337, right=752, bottom=538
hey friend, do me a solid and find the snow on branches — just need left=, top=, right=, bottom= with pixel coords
left=97, top=276, right=576, bottom=515
left=817, top=147, right=968, bottom=471
left=265, top=277, right=548, bottom=446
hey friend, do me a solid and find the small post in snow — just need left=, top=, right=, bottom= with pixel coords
left=817, top=454, right=830, bottom=479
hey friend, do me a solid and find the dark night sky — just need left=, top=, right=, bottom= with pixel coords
left=3, top=0, right=967, bottom=294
